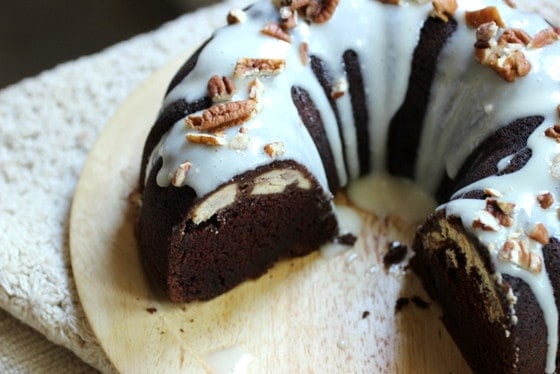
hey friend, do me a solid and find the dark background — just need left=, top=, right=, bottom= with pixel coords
left=0, top=0, right=218, bottom=88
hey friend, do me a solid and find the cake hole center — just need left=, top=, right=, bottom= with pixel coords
left=346, top=173, right=436, bottom=224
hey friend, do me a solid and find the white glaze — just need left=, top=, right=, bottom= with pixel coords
left=347, top=173, right=436, bottom=223
left=146, top=0, right=560, bottom=371
left=204, top=345, right=254, bottom=374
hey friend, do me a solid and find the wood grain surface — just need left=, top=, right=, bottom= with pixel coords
left=69, top=53, right=472, bottom=373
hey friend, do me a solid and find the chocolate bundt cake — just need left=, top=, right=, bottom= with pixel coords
left=137, top=0, right=560, bottom=371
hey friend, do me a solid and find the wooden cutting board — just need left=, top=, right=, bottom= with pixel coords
left=69, top=53, right=471, bottom=373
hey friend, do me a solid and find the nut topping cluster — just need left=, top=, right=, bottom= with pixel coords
left=469, top=189, right=555, bottom=274
left=498, top=239, right=543, bottom=274
left=467, top=6, right=560, bottom=82
left=472, top=198, right=515, bottom=231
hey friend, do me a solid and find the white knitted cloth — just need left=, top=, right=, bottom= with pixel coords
left=0, top=0, right=556, bottom=372
left=0, top=0, right=248, bottom=372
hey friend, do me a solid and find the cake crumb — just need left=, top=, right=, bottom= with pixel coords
left=336, top=233, right=357, bottom=246
left=146, top=307, right=157, bottom=314
left=383, top=241, right=408, bottom=268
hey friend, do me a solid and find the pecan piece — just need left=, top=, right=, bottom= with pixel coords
left=485, top=198, right=514, bottom=227
left=331, top=77, right=348, bottom=99
left=207, top=75, right=236, bottom=103
left=185, top=100, right=257, bottom=133
left=465, top=6, right=505, bottom=28
left=186, top=133, right=226, bottom=146
left=494, top=50, right=531, bottom=82
left=233, top=58, right=286, bottom=78
left=264, top=142, right=286, bottom=158
left=476, top=21, right=498, bottom=43
left=472, top=211, right=500, bottom=231
left=279, top=6, right=298, bottom=29
left=378, top=0, right=400, bottom=4
left=499, top=239, right=542, bottom=273
left=483, top=187, right=502, bottom=198
left=248, top=78, right=264, bottom=103
left=528, top=28, right=560, bottom=49
left=313, top=0, right=340, bottom=24
left=299, top=42, right=309, bottom=65
left=290, top=0, right=310, bottom=11
left=431, top=0, right=458, bottom=23
left=537, top=192, right=554, bottom=209
left=290, top=0, right=339, bottom=24
left=171, top=161, right=192, bottom=187
left=498, top=28, right=532, bottom=46
left=261, top=22, right=292, bottom=43
left=545, top=124, right=560, bottom=142
left=227, top=9, right=247, bottom=24
left=528, top=223, right=550, bottom=245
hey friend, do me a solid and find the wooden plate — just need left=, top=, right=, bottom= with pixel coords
left=70, top=53, right=470, bottom=373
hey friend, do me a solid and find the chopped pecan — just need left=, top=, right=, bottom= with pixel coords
left=528, top=28, right=560, bottom=49
left=233, top=58, right=286, bottom=78
left=290, top=0, right=339, bottom=24
left=299, top=42, right=309, bottom=65
left=186, top=133, right=226, bottom=146
left=331, top=77, right=348, bottom=99
left=248, top=78, right=264, bottom=102
left=378, top=0, right=400, bottom=4
left=431, top=0, right=458, bottom=23
left=227, top=9, right=247, bottom=24
left=486, top=198, right=514, bottom=227
left=472, top=211, right=500, bottom=231
left=528, top=223, right=550, bottom=245
left=290, top=0, right=310, bottom=11
left=185, top=100, right=256, bottom=133
left=498, top=28, right=532, bottom=46
left=264, top=141, right=286, bottom=158
left=504, top=0, right=516, bottom=8
left=261, top=22, right=292, bottom=43
left=483, top=187, right=502, bottom=198
left=537, top=192, right=554, bottom=209
left=545, top=124, right=560, bottom=142
left=494, top=50, right=531, bottom=82
left=465, top=6, right=505, bottom=28
left=557, top=104, right=560, bottom=117
left=499, top=239, right=542, bottom=273
left=476, top=21, right=499, bottom=43
left=171, top=161, right=192, bottom=187
left=207, top=75, right=236, bottom=102
left=280, top=6, right=298, bottom=29
left=313, top=0, right=340, bottom=23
